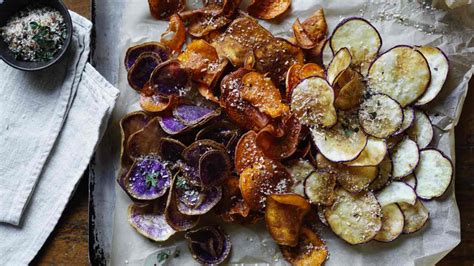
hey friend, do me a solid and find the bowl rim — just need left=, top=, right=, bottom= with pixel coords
left=0, top=0, right=73, bottom=71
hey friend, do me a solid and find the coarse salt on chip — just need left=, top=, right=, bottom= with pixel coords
left=265, top=193, right=311, bottom=247
left=241, top=72, right=289, bottom=118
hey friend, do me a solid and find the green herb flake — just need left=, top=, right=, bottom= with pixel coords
left=156, top=250, right=170, bottom=263
left=145, top=172, right=159, bottom=188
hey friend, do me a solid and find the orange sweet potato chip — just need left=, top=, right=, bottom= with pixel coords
left=234, top=130, right=265, bottom=174
left=212, top=17, right=304, bottom=86
left=241, top=72, right=289, bottom=118
left=178, top=39, right=228, bottom=88
left=215, top=175, right=263, bottom=224
left=139, top=91, right=176, bottom=113
left=148, top=0, right=185, bottom=20
left=265, top=193, right=311, bottom=247
left=256, top=114, right=301, bottom=160
left=239, top=159, right=293, bottom=210
left=160, top=14, right=186, bottom=53
left=179, top=0, right=241, bottom=37
left=293, top=18, right=316, bottom=49
left=280, top=227, right=328, bottom=266
left=292, top=8, right=327, bottom=56
left=247, top=0, right=291, bottom=20
left=220, top=68, right=271, bottom=131
left=298, top=63, right=325, bottom=79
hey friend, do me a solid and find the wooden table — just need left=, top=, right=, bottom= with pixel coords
left=31, top=0, right=474, bottom=265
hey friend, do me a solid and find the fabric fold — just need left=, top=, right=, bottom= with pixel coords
left=0, top=12, right=92, bottom=225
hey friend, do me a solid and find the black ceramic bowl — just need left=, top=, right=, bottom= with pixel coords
left=0, top=0, right=72, bottom=71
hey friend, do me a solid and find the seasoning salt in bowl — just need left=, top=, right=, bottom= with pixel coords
left=0, top=0, right=72, bottom=71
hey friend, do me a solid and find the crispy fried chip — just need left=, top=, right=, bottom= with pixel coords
left=293, top=18, right=316, bottom=49
left=286, top=63, right=325, bottom=101
left=220, top=68, right=271, bottom=131
left=316, top=154, right=378, bottom=193
left=178, top=40, right=228, bottom=88
left=239, top=159, right=293, bottom=210
left=286, top=63, right=303, bottom=100
left=120, top=112, right=150, bottom=167
left=148, top=0, right=185, bottom=20
left=127, top=117, right=167, bottom=159
left=234, top=130, right=265, bottom=174
left=241, top=72, right=289, bottom=118
left=212, top=17, right=304, bottom=86
left=256, top=114, right=301, bottom=160
left=254, top=37, right=305, bottom=87
left=215, top=176, right=253, bottom=222
left=179, top=0, right=241, bottom=37
left=247, top=0, right=291, bottom=20
left=292, top=8, right=327, bottom=55
left=139, top=93, right=176, bottom=113
left=280, top=227, right=328, bottom=266
left=160, top=14, right=186, bottom=53
left=334, top=69, right=365, bottom=110
left=265, top=194, right=310, bottom=247
left=324, top=188, right=382, bottom=245
left=299, top=63, right=325, bottom=79
left=291, top=77, right=337, bottom=128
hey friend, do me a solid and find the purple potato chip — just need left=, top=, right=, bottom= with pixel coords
left=127, top=201, right=176, bottom=242
left=176, top=184, right=222, bottom=215
left=159, top=137, right=186, bottom=162
left=125, top=42, right=170, bottom=70
left=185, top=226, right=232, bottom=265
left=165, top=178, right=200, bottom=231
left=158, top=112, right=189, bottom=135
left=182, top=139, right=226, bottom=168
left=124, top=156, right=171, bottom=201
left=173, top=104, right=221, bottom=127
left=199, top=150, right=231, bottom=187
left=150, top=60, right=191, bottom=97
left=120, top=111, right=151, bottom=167
left=195, top=120, right=240, bottom=148
left=127, top=117, right=166, bottom=159
left=127, top=52, right=162, bottom=91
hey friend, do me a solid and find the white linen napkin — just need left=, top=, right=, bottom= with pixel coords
left=0, top=12, right=119, bottom=265
left=0, top=12, right=93, bottom=225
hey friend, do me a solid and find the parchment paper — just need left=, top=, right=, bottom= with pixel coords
left=107, top=0, right=474, bottom=265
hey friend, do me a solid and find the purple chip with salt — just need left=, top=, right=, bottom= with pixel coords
left=124, top=157, right=171, bottom=201
left=176, top=181, right=222, bottom=215
left=199, top=150, right=231, bottom=187
left=158, top=112, right=189, bottom=135
left=150, top=60, right=191, bottom=97
left=173, top=104, right=220, bottom=126
left=127, top=202, right=176, bottom=242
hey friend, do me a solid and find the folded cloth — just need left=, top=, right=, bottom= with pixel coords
left=0, top=63, right=118, bottom=265
left=0, top=12, right=92, bottom=225
left=0, top=12, right=119, bottom=265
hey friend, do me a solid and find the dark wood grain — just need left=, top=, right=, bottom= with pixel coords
left=30, top=0, right=474, bottom=264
